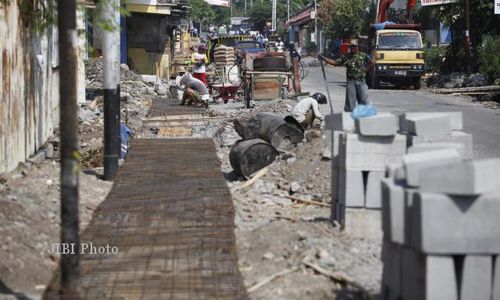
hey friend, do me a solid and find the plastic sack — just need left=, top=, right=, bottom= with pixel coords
left=120, top=123, right=132, bottom=159
left=351, top=103, right=378, bottom=119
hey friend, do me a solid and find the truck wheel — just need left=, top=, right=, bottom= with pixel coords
left=370, top=73, right=380, bottom=89
left=413, top=78, right=421, bottom=90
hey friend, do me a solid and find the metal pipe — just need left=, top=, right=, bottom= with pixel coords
left=57, top=0, right=80, bottom=294
left=102, top=0, right=121, bottom=180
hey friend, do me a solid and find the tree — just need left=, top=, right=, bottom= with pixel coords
left=318, top=0, right=370, bottom=38
left=189, top=0, right=216, bottom=26
left=248, top=1, right=287, bottom=32
left=426, top=0, right=500, bottom=73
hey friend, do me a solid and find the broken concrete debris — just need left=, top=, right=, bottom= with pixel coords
left=381, top=155, right=500, bottom=300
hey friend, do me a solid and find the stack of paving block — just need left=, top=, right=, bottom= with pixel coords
left=214, top=45, right=236, bottom=66
left=399, top=112, right=473, bottom=159
left=325, top=112, right=407, bottom=221
left=381, top=152, right=500, bottom=300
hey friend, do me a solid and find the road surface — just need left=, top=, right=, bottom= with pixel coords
left=301, top=60, right=500, bottom=158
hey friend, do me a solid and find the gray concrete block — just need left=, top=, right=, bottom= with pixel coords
left=339, top=133, right=407, bottom=171
left=420, top=158, right=500, bottom=196
left=344, top=208, right=383, bottom=240
left=411, top=192, right=500, bottom=254
left=494, top=256, right=500, bottom=300
left=402, top=249, right=458, bottom=300
left=27, top=150, right=45, bottom=164
left=400, top=112, right=463, bottom=131
left=404, top=189, right=417, bottom=248
left=459, top=255, right=492, bottom=300
left=325, top=112, right=355, bottom=132
left=405, top=114, right=452, bottom=137
left=402, top=149, right=462, bottom=187
left=332, top=131, right=345, bottom=164
left=407, top=142, right=467, bottom=158
left=338, top=169, right=364, bottom=207
left=366, top=170, right=385, bottom=208
left=382, top=242, right=403, bottom=296
left=381, top=179, right=406, bottom=244
left=355, top=113, right=398, bottom=137
left=406, top=131, right=473, bottom=159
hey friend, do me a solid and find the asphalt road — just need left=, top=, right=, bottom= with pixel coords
left=301, top=60, right=500, bottom=158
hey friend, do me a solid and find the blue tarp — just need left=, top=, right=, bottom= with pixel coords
left=373, top=21, right=396, bottom=31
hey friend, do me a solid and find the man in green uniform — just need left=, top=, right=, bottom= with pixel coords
left=319, top=44, right=372, bottom=112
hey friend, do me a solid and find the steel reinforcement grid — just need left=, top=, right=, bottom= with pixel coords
left=147, top=98, right=207, bottom=117
left=45, top=138, right=248, bottom=300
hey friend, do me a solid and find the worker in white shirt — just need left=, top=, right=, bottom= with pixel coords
left=292, top=93, right=327, bottom=128
left=191, top=44, right=208, bottom=86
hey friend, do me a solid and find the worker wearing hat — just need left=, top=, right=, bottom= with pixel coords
left=191, top=44, right=208, bottom=86
left=319, top=42, right=372, bottom=112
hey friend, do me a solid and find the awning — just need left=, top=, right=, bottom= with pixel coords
left=126, top=4, right=171, bottom=14
left=286, top=8, right=313, bottom=26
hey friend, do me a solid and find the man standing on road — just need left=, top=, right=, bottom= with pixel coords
left=179, top=73, right=210, bottom=108
left=319, top=43, right=371, bottom=112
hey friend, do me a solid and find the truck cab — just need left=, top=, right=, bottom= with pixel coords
left=365, top=24, right=425, bottom=89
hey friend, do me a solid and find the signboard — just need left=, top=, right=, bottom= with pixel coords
left=496, top=0, right=500, bottom=14
left=205, top=0, right=230, bottom=7
left=421, top=0, right=458, bottom=6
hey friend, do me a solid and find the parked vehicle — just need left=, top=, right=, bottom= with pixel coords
left=360, top=23, right=425, bottom=89
left=234, top=40, right=265, bottom=57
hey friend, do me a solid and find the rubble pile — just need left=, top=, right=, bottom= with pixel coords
left=79, top=58, right=168, bottom=167
left=381, top=156, right=500, bottom=300
left=434, top=72, right=488, bottom=89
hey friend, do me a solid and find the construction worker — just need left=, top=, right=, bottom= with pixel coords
left=292, top=93, right=327, bottom=128
left=319, top=43, right=371, bottom=112
left=179, top=73, right=210, bottom=108
left=191, top=45, right=208, bottom=86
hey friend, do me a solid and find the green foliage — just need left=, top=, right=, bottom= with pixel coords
left=426, top=0, right=500, bottom=73
left=189, top=0, right=216, bottom=25
left=424, top=46, right=446, bottom=74
left=478, top=35, right=500, bottom=84
left=318, top=0, right=370, bottom=39
left=360, top=0, right=376, bottom=36
left=17, top=0, right=56, bottom=33
left=247, top=1, right=286, bottom=32
left=213, top=6, right=230, bottom=25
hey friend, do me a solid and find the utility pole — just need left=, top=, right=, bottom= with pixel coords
left=272, top=0, right=276, bottom=31
left=464, top=0, right=471, bottom=75
left=314, top=0, right=318, bottom=50
left=57, top=0, right=80, bottom=294
left=245, top=0, right=247, bottom=16
left=101, top=0, right=121, bottom=180
left=287, top=0, right=290, bottom=21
